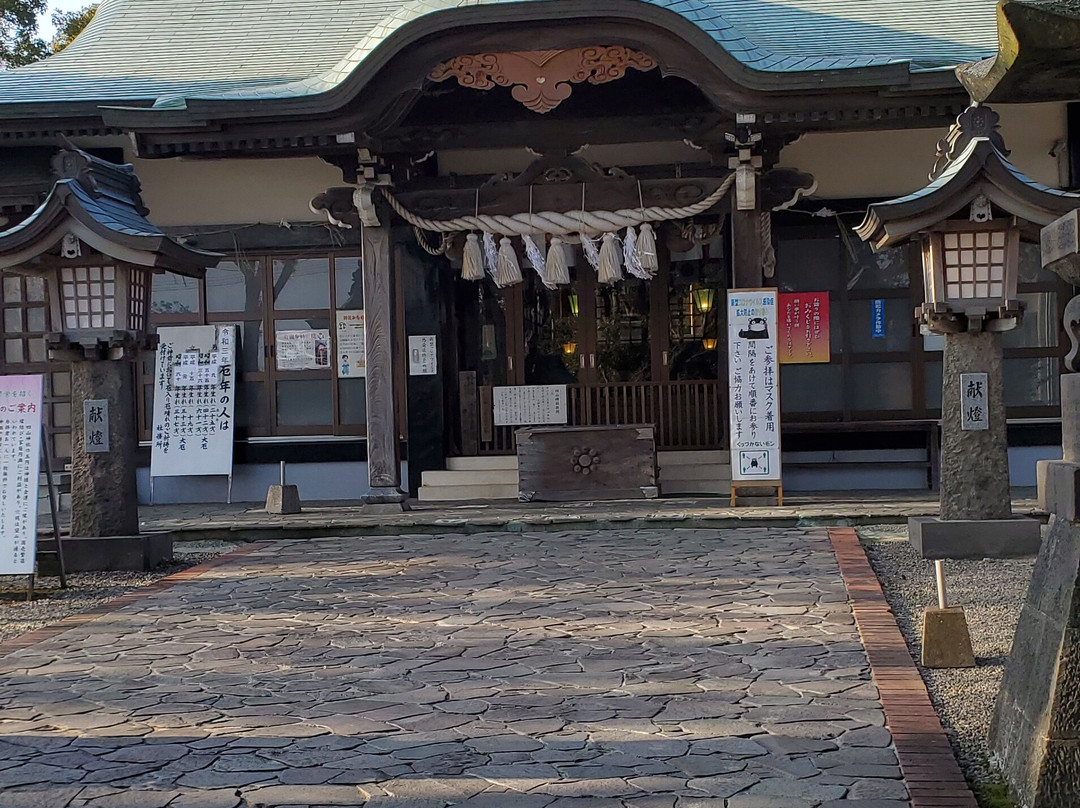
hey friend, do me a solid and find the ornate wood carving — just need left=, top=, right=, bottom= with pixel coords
left=429, top=46, right=658, bottom=114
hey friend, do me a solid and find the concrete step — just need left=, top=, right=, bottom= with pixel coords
left=446, top=455, right=518, bottom=472
left=417, top=482, right=519, bottom=502
left=659, top=465, right=732, bottom=484
left=422, top=469, right=518, bottom=487
left=658, top=450, right=730, bottom=467
left=660, top=479, right=729, bottom=495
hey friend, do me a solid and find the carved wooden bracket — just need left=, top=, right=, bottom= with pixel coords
left=429, top=46, right=658, bottom=114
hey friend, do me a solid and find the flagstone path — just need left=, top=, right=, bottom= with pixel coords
left=0, top=528, right=913, bottom=807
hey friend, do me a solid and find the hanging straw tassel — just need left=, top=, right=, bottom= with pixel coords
left=579, top=233, right=601, bottom=270
left=462, top=233, right=485, bottom=281
left=495, top=237, right=523, bottom=287
left=623, top=226, right=648, bottom=279
left=523, top=234, right=553, bottom=289
left=545, top=236, right=571, bottom=286
left=482, top=232, right=499, bottom=280
left=636, top=222, right=659, bottom=275
left=598, top=232, right=624, bottom=285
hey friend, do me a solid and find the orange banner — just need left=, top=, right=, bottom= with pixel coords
left=778, top=292, right=830, bottom=364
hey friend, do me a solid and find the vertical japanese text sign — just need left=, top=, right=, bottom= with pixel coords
left=151, top=325, right=237, bottom=477
left=0, top=375, right=44, bottom=575
left=728, top=291, right=781, bottom=482
left=778, top=292, right=830, bottom=364
left=960, top=372, right=989, bottom=431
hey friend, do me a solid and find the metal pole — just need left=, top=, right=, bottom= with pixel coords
left=935, top=559, right=948, bottom=609
left=40, top=425, right=67, bottom=589
left=227, top=473, right=233, bottom=505
left=280, top=461, right=286, bottom=486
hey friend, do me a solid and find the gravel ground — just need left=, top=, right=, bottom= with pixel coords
left=859, top=524, right=1035, bottom=789
left=0, top=540, right=235, bottom=645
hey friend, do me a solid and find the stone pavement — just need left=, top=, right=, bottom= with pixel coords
left=41, top=489, right=1043, bottom=541
left=1, top=527, right=917, bottom=807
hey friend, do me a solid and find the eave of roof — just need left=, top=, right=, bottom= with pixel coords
left=0, top=0, right=1000, bottom=127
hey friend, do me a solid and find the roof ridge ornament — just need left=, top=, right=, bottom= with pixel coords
left=930, top=103, right=1009, bottom=181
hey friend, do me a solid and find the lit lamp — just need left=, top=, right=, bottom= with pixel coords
left=568, top=293, right=579, bottom=317
left=702, top=337, right=718, bottom=351
left=856, top=104, right=1071, bottom=668
left=562, top=341, right=577, bottom=355
left=691, top=287, right=715, bottom=314
left=0, top=148, right=217, bottom=545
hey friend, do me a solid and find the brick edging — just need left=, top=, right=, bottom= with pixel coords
left=826, top=527, right=979, bottom=808
left=0, top=542, right=265, bottom=658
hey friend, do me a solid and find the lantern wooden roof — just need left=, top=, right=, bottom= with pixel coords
left=0, top=149, right=219, bottom=276
left=855, top=106, right=1080, bottom=252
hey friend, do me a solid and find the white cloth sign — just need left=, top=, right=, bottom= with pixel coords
left=151, top=325, right=237, bottom=478
left=728, top=291, right=782, bottom=482
left=493, top=385, right=568, bottom=426
left=0, top=374, right=43, bottom=575
left=336, top=310, right=366, bottom=378
left=409, top=335, right=438, bottom=376
left=276, top=329, right=331, bottom=371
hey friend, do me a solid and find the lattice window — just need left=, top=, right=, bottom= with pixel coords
left=60, top=265, right=116, bottom=330
left=943, top=230, right=1006, bottom=300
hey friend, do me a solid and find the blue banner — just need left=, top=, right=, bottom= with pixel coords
left=871, top=299, right=886, bottom=339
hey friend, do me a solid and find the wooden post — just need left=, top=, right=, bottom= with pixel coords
left=731, top=193, right=764, bottom=289
left=361, top=219, right=407, bottom=506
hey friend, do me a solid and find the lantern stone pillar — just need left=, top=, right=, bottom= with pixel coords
left=939, top=331, right=1011, bottom=521
left=68, top=349, right=140, bottom=537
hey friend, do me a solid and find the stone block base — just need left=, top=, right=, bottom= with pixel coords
left=40, top=534, right=173, bottom=575
left=921, top=606, right=975, bottom=668
left=1038, top=460, right=1080, bottom=520
left=908, top=515, right=1042, bottom=559
left=732, top=485, right=781, bottom=508
left=361, top=487, right=409, bottom=512
left=265, top=484, right=301, bottom=515
left=992, top=514, right=1080, bottom=808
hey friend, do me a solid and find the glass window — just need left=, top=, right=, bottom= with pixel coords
left=339, top=378, right=367, bottom=425
left=206, top=259, right=263, bottom=313
left=780, top=363, right=843, bottom=413
left=335, top=256, right=364, bottom=310
left=25, top=276, right=45, bottom=302
left=276, top=379, right=333, bottom=426
left=1000, top=292, right=1058, bottom=349
left=151, top=271, right=201, bottom=315
left=26, top=307, right=47, bottom=332
left=1018, top=242, right=1060, bottom=284
left=235, top=320, right=265, bottom=372
left=846, top=241, right=910, bottom=290
left=925, top=362, right=943, bottom=410
left=849, top=298, right=912, bottom=353
left=777, top=237, right=841, bottom=291
left=274, top=258, right=330, bottom=310
left=851, top=363, right=913, bottom=411
left=1005, top=357, right=1059, bottom=407
left=236, top=381, right=268, bottom=430
left=4, top=338, right=23, bottom=363
left=3, top=307, right=22, bottom=332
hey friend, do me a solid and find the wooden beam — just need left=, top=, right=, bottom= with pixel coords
left=361, top=218, right=406, bottom=503
left=731, top=193, right=763, bottom=289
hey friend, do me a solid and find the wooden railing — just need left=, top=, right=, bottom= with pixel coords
left=476, top=380, right=725, bottom=454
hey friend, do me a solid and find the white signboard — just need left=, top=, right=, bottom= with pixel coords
left=409, top=335, right=438, bottom=376
left=728, top=290, right=781, bottom=482
left=960, top=372, right=989, bottom=431
left=0, top=374, right=43, bottom=575
left=276, top=329, right=331, bottom=371
left=493, top=385, right=568, bottom=426
left=83, top=399, right=110, bottom=453
left=336, top=310, right=366, bottom=378
left=151, top=325, right=237, bottom=478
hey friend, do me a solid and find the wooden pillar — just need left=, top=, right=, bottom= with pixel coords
left=361, top=219, right=406, bottom=505
left=731, top=192, right=764, bottom=289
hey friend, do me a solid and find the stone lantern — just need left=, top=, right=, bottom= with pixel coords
left=0, top=148, right=218, bottom=549
left=857, top=104, right=1078, bottom=664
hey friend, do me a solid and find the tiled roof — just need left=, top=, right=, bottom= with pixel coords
left=0, top=0, right=1000, bottom=109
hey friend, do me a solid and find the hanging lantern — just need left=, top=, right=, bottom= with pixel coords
left=691, top=287, right=715, bottom=314
left=702, top=337, right=718, bottom=351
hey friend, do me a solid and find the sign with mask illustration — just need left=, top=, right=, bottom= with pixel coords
left=728, top=291, right=781, bottom=483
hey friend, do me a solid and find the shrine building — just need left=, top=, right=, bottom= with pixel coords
left=0, top=0, right=1072, bottom=503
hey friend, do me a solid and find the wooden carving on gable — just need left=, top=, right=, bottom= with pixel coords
left=428, top=46, right=658, bottom=113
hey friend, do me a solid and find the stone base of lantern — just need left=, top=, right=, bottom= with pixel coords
left=38, top=534, right=173, bottom=575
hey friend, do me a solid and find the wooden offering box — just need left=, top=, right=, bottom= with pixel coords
left=516, top=424, right=658, bottom=502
